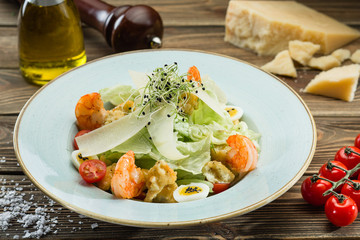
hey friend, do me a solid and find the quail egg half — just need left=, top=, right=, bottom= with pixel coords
left=173, top=182, right=210, bottom=202
left=225, top=105, right=244, bottom=122
left=71, top=150, right=98, bottom=169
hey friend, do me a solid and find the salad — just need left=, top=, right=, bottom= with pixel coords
left=72, top=63, right=260, bottom=203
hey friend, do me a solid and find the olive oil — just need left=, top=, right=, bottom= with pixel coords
left=18, top=0, right=86, bottom=85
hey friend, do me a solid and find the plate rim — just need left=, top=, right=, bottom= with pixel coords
left=13, top=48, right=316, bottom=227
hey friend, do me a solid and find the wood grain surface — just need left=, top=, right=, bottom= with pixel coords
left=1, top=0, right=360, bottom=239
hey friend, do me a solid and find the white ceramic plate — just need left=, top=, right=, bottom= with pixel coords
left=14, top=49, right=316, bottom=227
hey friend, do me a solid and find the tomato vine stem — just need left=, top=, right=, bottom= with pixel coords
left=318, top=162, right=360, bottom=200
left=344, top=147, right=360, bottom=157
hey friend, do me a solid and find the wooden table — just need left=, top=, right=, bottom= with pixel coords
left=1, top=0, right=360, bottom=238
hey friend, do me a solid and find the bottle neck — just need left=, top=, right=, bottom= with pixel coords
left=27, top=0, right=65, bottom=6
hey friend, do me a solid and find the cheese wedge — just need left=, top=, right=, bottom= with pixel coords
left=225, top=1, right=360, bottom=56
left=304, top=64, right=360, bottom=102
left=261, top=50, right=297, bottom=78
left=308, top=55, right=341, bottom=71
left=289, top=40, right=320, bottom=66
left=331, top=49, right=351, bottom=63
left=351, top=49, right=360, bottom=64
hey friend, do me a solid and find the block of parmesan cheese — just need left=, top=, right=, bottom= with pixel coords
left=261, top=50, right=297, bottom=78
left=304, top=64, right=360, bottom=102
left=225, top=1, right=360, bottom=56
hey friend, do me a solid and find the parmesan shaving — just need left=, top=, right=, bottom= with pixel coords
left=194, top=89, right=226, bottom=117
left=128, top=70, right=148, bottom=92
left=147, top=105, right=188, bottom=160
left=76, top=109, right=153, bottom=157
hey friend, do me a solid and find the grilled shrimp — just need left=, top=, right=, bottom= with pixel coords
left=187, top=66, right=201, bottom=82
left=111, top=151, right=145, bottom=199
left=75, top=92, right=108, bottom=130
left=176, top=66, right=203, bottom=115
left=226, top=134, right=258, bottom=174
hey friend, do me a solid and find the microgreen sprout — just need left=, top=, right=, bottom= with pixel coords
left=137, top=63, right=201, bottom=117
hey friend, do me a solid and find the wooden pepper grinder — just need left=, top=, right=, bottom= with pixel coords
left=73, top=0, right=163, bottom=52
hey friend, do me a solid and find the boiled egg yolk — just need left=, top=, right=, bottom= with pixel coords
left=71, top=150, right=98, bottom=169
left=173, top=183, right=210, bottom=202
left=225, top=105, right=243, bottom=122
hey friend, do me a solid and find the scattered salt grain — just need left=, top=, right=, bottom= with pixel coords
left=91, top=223, right=98, bottom=229
left=1, top=178, right=101, bottom=237
left=0, top=183, right=58, bottom=238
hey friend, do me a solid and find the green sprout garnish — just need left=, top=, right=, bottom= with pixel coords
left=137, top=63, right=201, bottom=117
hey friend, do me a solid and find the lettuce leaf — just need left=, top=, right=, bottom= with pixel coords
left=170, top=136, right=211, bottom=174
left=99, top=85, right=139, bottom=106
left=190, top=100, right=233, bottom=128
left=111, top=128, right=153, bottom=154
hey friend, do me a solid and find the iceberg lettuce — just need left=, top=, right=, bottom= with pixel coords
left=99, top=84, right=139, bottom=106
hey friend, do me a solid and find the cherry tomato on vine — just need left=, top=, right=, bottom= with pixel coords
left=213, top=183, right=231, bottom=194
left=341, top=180, right=360, bottom=209
left=355, top=134, right=360, bottom=149
left=325, top=194, right=358, bottom=227
left=334, top=146, right=360, bottom=178
left=319, top=161, right=347, bottom=192
left=301, top=176, right=333, bottom=206
left=79, top=159, right=107, bottom=183
left=74, top=129, right=91, bottom=150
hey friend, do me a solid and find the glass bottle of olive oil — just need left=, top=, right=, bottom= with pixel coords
left=18, top=0, right=86, bottom=86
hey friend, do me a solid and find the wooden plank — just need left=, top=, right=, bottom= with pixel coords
left=0, top=70, right=39, bottom=114
left=0, top=0, right=18, bottom=26
left=1, top=0, right=360, bottom=27
left=0, top=116, right=19, bottom=173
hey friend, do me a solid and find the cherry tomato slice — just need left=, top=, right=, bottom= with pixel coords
left=74, top=129, right=91, bottom=150
left=301, top=176, right=333, bottom=206
left=325, top=194, right=358, bottom=227
left=355, top=134, right=360, bottom=149
left=334, top=146, right=360, bottom=178
left=79, top=159, right=107, bottom=183
left=213, top=183, right=230, bottom=194
left=341, top=180, right=360, bottom=209
left=319, top=161, right=347, bottom=192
